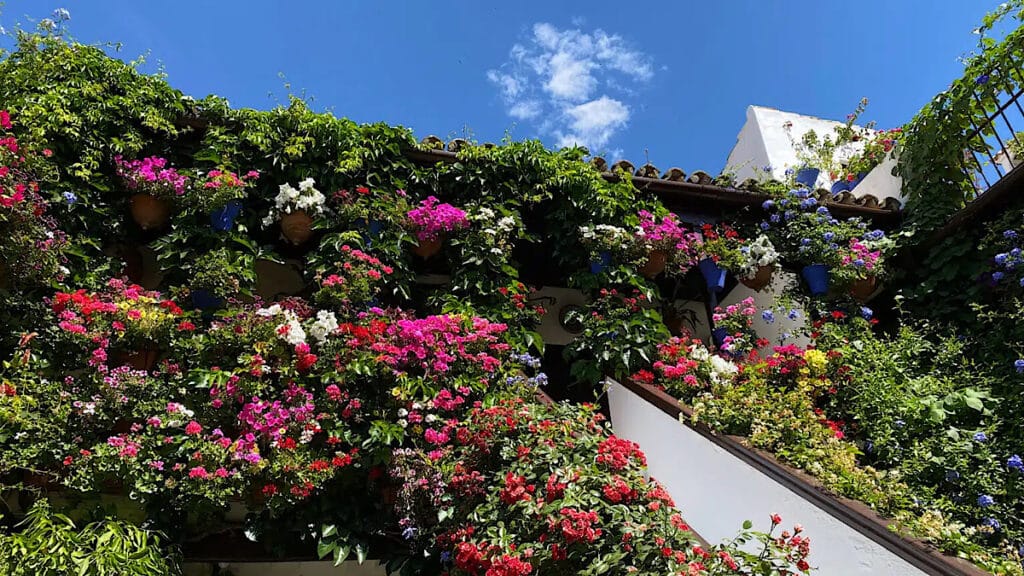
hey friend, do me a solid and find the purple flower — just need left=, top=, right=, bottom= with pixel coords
left=1015, top=359, right=1024, bottom=373
left=995, top=253, right=1009, bottom=265
left=860, top=307, right=873, bottom=320
left=1004, top=230, right=1017, bottom=240
left=62, top=191, right=77, bottom=204
left=1007, top=454, right=1023, bottom=472
left=762, top=310, right=775, bottom=324
left=993, top=271, right=1005, bottom=281
left=976, top=74, right=990, bottom=85
left=977, top=494, right=995, bottom=507
left=983, top=517, right=1001, bottom=530
left=973, top=431, right=988, bottom=443
left=762, top=200, right=775, bottom=210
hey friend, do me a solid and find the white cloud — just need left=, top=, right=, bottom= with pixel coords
left=486, top=21, right=654, bottom=151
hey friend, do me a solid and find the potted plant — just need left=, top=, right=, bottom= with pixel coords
left=634, top=211, right=700, bottom=279
left=697, top=223, right=745, bottom=293
left=710, top=297, right=759, bottom=357
left=835, top=128, right=900, bottom=193
left=405, top=196, right=469, bottom=258
left=114, top=156, right=189, bottom=230
left=331, top=185, right=412, bottom=241
left=187, top=248, right=256, bottom=311
left=578, top=224, right=631, bottom=273
left=834, top=231, right=890, bottom=302
left=736, top=235, right=780, bottom=291
left=784, top=98, right=875, bottom=193
left=313, top=244, right=394, bottom=310
left=190, top=168, right=259, bottom=232
left=262, top=178, right=327, bottom=245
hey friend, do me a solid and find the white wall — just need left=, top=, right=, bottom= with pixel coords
left=717, top=270, right=811, bottom=352
left=184, top=562, right=386, bottom=576
left=606, top=379, right=930, bottom=576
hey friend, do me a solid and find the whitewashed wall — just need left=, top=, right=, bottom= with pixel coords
left=717, top=270, right=811, bottom=351
left=184, top=561, right=386, bottom=576
left=606, top=379, right=930, bottom=576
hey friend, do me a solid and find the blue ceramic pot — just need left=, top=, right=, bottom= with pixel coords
left=698, top=258, right=727, bottom=293
left=801, top=264, right=830, bottom=296
left=209, top=200, right=243, bottom=232
left=794, top=167, right=820, bottom=188
left=830, top=180, right=849, bottom=195
left=589, top=251, right=612, bottom=274
left=354, top=217, right=384, bottom=235
left=711, top=327, right=728, bottom=347
left=847, top=172, right=866, bottom=191
left=191, top=289, right=223, bottom=310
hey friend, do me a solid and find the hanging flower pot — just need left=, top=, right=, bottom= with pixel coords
left=698, top=258, right=727, bottom=293
left=589, top=251, right=612, bottom=274
left=209, top=199, right=243, bottom=232
left=119, top=347, right=161, bottom=372
left=711, top=327, right=728, bottom=348
left=740, top=265, right=774, bottom=291
left=849, top=275, right=877, bottom=302
left=801, top=264, right=830, bottom=296
left=794, top=167, right=820, bottom=188
left=638, top=250, right=669, bottom=279
left=130, top=193, right=170, bottom=230
left=412, top=235, right=444, bottom=259
left=847, top=172, right=867, bottom=192
left=191, top=289, right=223, bottom=310
left=830, top=180, right=849, bottom=195
left=354, top=217, right=384, bottom=236
left=280, top=210, right=314, bottom=245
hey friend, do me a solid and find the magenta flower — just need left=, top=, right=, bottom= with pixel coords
left=406, top=196, right=469, bottom=241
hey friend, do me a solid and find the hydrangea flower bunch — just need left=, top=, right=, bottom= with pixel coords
left=114, top=156, right=189, bottom=200
left=262, top=178, right=327, bottom=226
left=189, top=168, right=259, bottom=212
left=314, top=244, right=394, bottom=309
left=406, top=196, right=469, bottom=242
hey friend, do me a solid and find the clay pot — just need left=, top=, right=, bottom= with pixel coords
left=740, top=265, right=775, bottom=292
left=117, top=348, right=160, bottom=372
left=638, top=250, right=669, bottom=279
left=129, top=193, right=170, bottom=230
left=280, top=210, right=314, bottom=245
left=849, top=276, right=877, bottom=302
left=412, top=236, right=444, bottom=259
left=664, top=313, right=685, bottom=336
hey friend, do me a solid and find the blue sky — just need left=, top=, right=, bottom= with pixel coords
left=0, top=1, right=1000, bottom=173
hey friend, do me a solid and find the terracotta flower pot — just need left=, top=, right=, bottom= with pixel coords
left=664, top=313, right=685, bottom=336
left=740, top=265, right=775, bottom=292
left=118, top=348, right=160, bottom=372
left=412, top=236, right=444, bottom=259
left=280, top=210, right=314, bottom=245
left=129, top=193, right=170, bottom=230
left=849, top=276, right=877, bottom=302
left=638, top=250, right=669, bottom=279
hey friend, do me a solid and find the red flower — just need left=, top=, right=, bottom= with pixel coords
left=499, top=472, right=535, bottom=505
left=184, top=421, right=202, bottom=435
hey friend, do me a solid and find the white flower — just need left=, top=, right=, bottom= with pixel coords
left=496, top=216, right=516, bottom=231
left=257, top=304, right=283, bottom=317
left=265, top=179, right=326, bottom=226
left=298, top=177, right=316, bottom=191
left=308, top=310, right=339, bottom=344
left=425, top=414, right=437, bottom=423
left=709, top=355, right=739, bottom=385
left=397, top=408, right=409, bottom=418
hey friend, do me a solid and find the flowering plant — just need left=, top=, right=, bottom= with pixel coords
left=989, top=228, right=1024, bottom=287
left=0, top=111, right=67, bottom=288
left=699, top=223, right=746, bottom=272
left=405, top=196, right=468, bottom=242
left=188, top=168, right=259, bottom=212
left=736, top=234, right=781, bottom=279
left=839, top=127, right=901, bottom=181
left=114, top=156, right=188, bottom=201
left=784, top=98, right=875, bottom=177
left=578, top=223, right=632, bottom=261
left=635, top=210, right=702, bottom=274
left=640, top=336, right=740, bottom=400
left=314, top=244, right=394, bottom=309
left=760, top=189, right=871, bottom=271
left=330, top=185, right=410, bottom=226
left=711, top=297, right=762, bottom=356
left=390, top=399, right=813, bottom=575
left=261, top=178, right=327, bottom=226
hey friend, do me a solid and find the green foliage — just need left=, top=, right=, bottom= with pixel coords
left=0, top=500, right=180, bottom=576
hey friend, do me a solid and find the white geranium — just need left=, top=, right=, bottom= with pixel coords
left=257, top=304, right=307, bottom=346
left=308, top=310, right=339, bottom=344
left=737, top=235, right=780, bottom=279
left=708, top=354, right=739, bottom=385
left=579, top=224, right=632, bottom=255
left=262, top=179, right=327, bottom=227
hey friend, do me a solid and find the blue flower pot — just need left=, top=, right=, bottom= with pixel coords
left=794, top=167, right=820, bottom=188
left=830, top=180, right=849, bottom=195
left=589, top=251, right=612, bottom=274
left=698, top=258, right=727, bottom=293
left=801, top=264, right=830, bottom=296
left=712, top=327, right=728, bottom=347
left=354, top=217, right=384, bottom=235
left=209, top=200, right=243, bottom=232
left=191, top=289, right=223, bottom=310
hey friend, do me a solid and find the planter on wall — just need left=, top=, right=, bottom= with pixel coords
left=794, top=167, right=820, bottom=188
left=210, top=200, right=243, bottom=232
left=849, top=276, right=878, bottom=302
left=606, top=377, right=989, bottom=576
left=698, top=258, right=727, bottom=293
left=801, top=264, right=830, bottom=296
left=740, top=265, right=774, bottom=292
left=589, top=251, right=612, bottom=274
left=130, top=193, right=170, bottom=230
left=412, top=235, right=444, bottom=259
left=638, top=249, right=669, bottom=279
left=280, top=210, right=314, bottom=245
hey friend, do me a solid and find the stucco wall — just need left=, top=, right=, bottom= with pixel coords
left=606, top=379, right=929, bottom=576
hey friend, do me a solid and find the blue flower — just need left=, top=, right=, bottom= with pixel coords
left=788, top=309, right=800, bottom=320
left=829, top=219, right=840, bottom=225
left=1012, top=248, right=1022, bottom=257
left=402, top=526, right=417, bottom=540
left=816, top=206, right=830, bottom=215
left=800, top=198, right=818, bottom=209
left=973, top=431, right=988, bottom=443
left=760, top=222, right=771, bottom=231
left=800, top=238, right=811, bottom=246
left=823, top=232, right=835, bottom=242
left=945, top=469, right=960, bottom=482
left=995, top=253, right=1009, bottom=265
left=977, top=494, right=995, bottom=507
left=762, top=200, right=775, bottom=210
left=762, top=310, right=775, bottom=324
left=828, top=243, right=839, bottom=251
left=860, top=307, right=873, bottom=320
left=784, top=168, right=794, bottom=176
left=993, top=271, right=1005, bottom=281
left=1015, top=359, right=1024, bottom=373
left=865, top=229, right=885, bottom=241
left=62, top=191, right=77, bottom=205
left=762, top=165, right=773, bottom=173
left=779, top=332, right=791, bottom=342
left=1019, top=277, right=1024, bottom=288
left=53, top=8, right=70, bottom=20
left=853, top=258, right=866, bottom=267
left=1007, top=454, right=1023, bottom=472
left=865, top=440, right=874, bottom=453
left=794, top=189, right=810, bottom=199
left=770, top=214, right=781, bottom=223
left=894, top=419, right=905, bottom=428
left=983, top=518, right=1001, bottom=531
left=1004, top=230, right=1018, bottom=240
left=784, top=210, right=795, bottom=221
left=976, top=74, right=990, bottom=85
left=440, top=551, right=451, bottom=563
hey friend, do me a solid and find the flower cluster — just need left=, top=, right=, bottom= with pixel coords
left=698, top=223, right=746, bottom=272
left=262, top=178, right=326, bottom=226
left=314, top=245, right=394, bottom=309
left=114, top=156, right=188, bottom=200
left=991, top=229, right=1024, bottom=287
left=406, top=196, right=469, bottom=242
left=711, top=297, right=761, bottom=356
left=189, top=168, right=259, bottom=212
left=578, top=223, right=632, bottom=262
left=736, top=235, right=781, bottom=279
left=643, top=336, right=740, bottom=399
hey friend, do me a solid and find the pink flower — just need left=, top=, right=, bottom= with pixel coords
left=188, top=466, right=208, bottom=479
left=185, top=421, right=202, bottom=435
